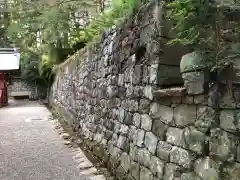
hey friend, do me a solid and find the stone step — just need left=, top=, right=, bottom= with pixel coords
left=154, top=87, right=186, bottom=98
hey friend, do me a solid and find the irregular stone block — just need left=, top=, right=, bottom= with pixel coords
left=150, top=64, right=158, bottom=84
left=184, top=127, right=205, bottom=154
left=174, top=104, right=197, bottom=127
left=144, top=86, right=153, bottom=100
left=140, top=167, right=153, bottom=180
left=164, top=163, right=182, bottom=180
left=144, top=132, right=158, bottom=154
left=166, top=127, right=185, bottom=147
left=139, top=99, right=150, bottom=114
left=133, top=129, right=145, bottom=147
left=133, top=113, right=141, bottom=128
left=130, top=161, right=140, bottom=180
left=137, top=148, right=151, bottom=168
left=141, top=114, right=152, bottom=131
left=195, top=106, right=215, bottom=133
left=182, top=71, right=204, bottom=95
left=150, top=103, right=173, bottom=125
left=156, top=141, right=173, bottom=162
left=180, top=52, right=205, bottom=73
left=133, top=65, right=142, bottom=84
left=152, top=119, right=167, bottom=140
left=220, top=110, right=240, bottom=133
left=120, top=153, right=131, bottom=172
left=117, top=135, right=127, bottom=149
left=219, top=89, right=236, bottom=109
left=210, top=128, right=235, bottom=162
left=149, top=156, right=164, bottom=179
left=129, top=143, right=138, bottom=161
left=122, top=99, right=139, bottom=112
left=170, top=146, right=192, bottom=169
left=222, top=163, right=240, bottom=180
left=194, top=157, right=219, bottom=180
left=123, top=111, right=133, bottom=125
left=181, top=172, right=201, bottom=180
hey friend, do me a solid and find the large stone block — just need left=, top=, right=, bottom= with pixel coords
left=133, top=113, right=141, bottom=128
left=130, top=161, right=140, bottom=180
left=184, top=127, right=205, bottom=154
left=149, top=156, right=164, bottom=179
left=210, top=128, right=236, bottom=162
left=141, top=114, right=153, bottom=131
left=150, top=103, right=173, bottom=125
left=195, top=106, right=215, bottom=133
left=140, top=167, right=153, bottom=180
left=170, top=146, right=192, bottom=169
left=194, top=157, right=220, bottom=180
left=220, top=110, right=240, bottom=133
left=222, top=163, right=240, bottom=180
left=133, top=129, right=145, bottom=147
left=181, top=173, right=201, bottom=180
left=174, top=104, right=197, bottom=127
left=182, top=71, right=205, bottom=95
left=139, top=99, right=150, bottom=114
left=120, top=153, right=131, bottom=172
left=164, top=163, right=182, bottom=180
left=156, top=141, right=173, bottom=162
left=144, top=132, right=158, bottom=154
left=137, top=148, right=151, bottom=168
left=152, top=119, right=167, bottom=140
left=166, top=127, right=185, bottom=147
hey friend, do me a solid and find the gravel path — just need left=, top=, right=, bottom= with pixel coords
left=0, top=99, right=92, bottom=180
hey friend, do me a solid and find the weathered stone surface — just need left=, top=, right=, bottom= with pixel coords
left=130, top=161, right=140, bottom=180
left=154, top=87, right=186, bottom=98
left=141, top=114, right=152, bottom=131
left=180, top=52, right=205, bottom=73
left=152, top=119, right=167, bottom=140
left=181, top=173, right=201, bottom=180
left=170, top=146, right=192, bottom=169
left=139, top=99, right=150, bottom=113
left=194, top=157, right=219, bottom=180
left=120, top=153, right=131, bottom=172
left=210, top=128, right=235, bottom=162
left=220, top=110, right=240, bottom=133
left=144, top=86, right=153, bottom=100
left=150, top=156, right=164, bottom=179
left=222, top=163, right=240, bottom=180
left=156, top=141, right=173, bottom=162
left=150, top=103, right=173, bottom=125
left=129, top=143, right=138, bottom=161
left=164, top=163, right=181, bottom=180
left=140, top=166, right=153, bottom=180
left=174, top=104, right=197, bottom=127
left=182, top=71, right=205, bottom=95
left=166, top=127, right=185, bottom=147
left=150, top=64, right=158, bottom=84
left=133, top=113, right=141, bottom=128
left=184, top=127, right=205, bottom=154
left=144, top=132, right=158, bottom=154
left=137, top=148, right=151, bottom=168
left=195, top=106, right=215, bottom=133
left=133, top=129, right=145, bottom=147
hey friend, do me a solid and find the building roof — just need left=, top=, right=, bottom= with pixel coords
left=0, top=48, right=20, bottom=71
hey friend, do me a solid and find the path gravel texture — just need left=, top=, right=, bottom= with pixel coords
left=0, top=99, right=100, bottom=180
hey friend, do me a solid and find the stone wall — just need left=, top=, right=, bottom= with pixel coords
left=50, top=1, right=240, bottom=180
left=8, top=77, right=37, bottom=99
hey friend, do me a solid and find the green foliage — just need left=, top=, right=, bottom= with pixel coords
left=73, top=0, right=137, bottom=44
left=167, top=0, right=240, bottom=72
